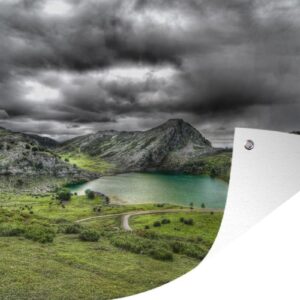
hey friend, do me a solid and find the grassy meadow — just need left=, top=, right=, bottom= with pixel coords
left=59, top=152, right=116, bottom=174
left=0, top=182, right=223, bottom=299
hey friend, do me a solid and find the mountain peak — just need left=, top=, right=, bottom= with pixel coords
left=165, top=118, right=185, bottom=124
left=162, top=119, right=186, bottom=127
left=148, top=119, right=212, bottom=148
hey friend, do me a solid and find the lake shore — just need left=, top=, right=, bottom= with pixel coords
left=69, top=172, right=228, bottom=209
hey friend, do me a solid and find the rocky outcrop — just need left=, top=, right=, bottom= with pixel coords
left=0, top=128, right=97, bottom=181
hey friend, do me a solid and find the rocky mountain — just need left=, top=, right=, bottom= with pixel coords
left=0, top=127, right=96, bottom=181
left=27, top=133, right=59, bottom=148
left=60, top=119, right=231, bottom=178
left=0, top=120, right=232, bottom=182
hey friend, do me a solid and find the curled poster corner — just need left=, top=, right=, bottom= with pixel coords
left=211, top=128, right=300, bottom=254
left=124, top=128, right=300, bottom=300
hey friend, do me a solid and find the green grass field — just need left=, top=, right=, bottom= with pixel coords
left=131, top=211, right=223, bottom=241
left=59, top=152, right=116, bottom=174
left=0, top=190, right=223, bottom=299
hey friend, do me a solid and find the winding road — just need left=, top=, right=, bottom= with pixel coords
left=76, top=208, right=221, bottom=231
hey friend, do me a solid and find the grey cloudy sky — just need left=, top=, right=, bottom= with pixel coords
left=0, top=0, right=299, bottom=146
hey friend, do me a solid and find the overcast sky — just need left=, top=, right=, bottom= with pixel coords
left=0, top=0, right=299, bottom=146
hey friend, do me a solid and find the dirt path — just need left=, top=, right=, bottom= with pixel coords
left=76, top=208, right=222, bottom=231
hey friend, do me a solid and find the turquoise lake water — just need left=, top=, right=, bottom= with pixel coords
left=70, top=172, right=228, bottom=209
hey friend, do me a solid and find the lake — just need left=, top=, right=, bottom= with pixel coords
left=69, top=172, right=228, bottom=209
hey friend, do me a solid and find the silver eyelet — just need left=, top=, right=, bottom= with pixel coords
left=244, top=140, right=254, bottom=151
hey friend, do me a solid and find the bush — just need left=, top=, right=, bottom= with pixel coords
left=184, top=218, right=194, bottom=225
left=111, top=235, right=145, bottom=254
left=136, top=230, right=158, bottom=239
left=85, top=189, right=95, bottom=200
left=0, top=224, right=25, bottom=237
left=179, top=217, right=185, bottom=223
left=170, top=241, right=206, bottom=259
left=153, top=221, right=161, bottom=227
left=93, top=205, right=102, bottom=213
left=57, top=189, right=72, bottom=202
left=171, top=241, right=184, bottom=254
left=149, top=247, right=173, bottom=261
left=65, top=223, right=81, bottom=234
left=161, top=218, right=170, bottom=225
left=111, top=233, right=172, bottom=261
left=24, top=225, right=56, bottom=243
left=144, top=225, right=150, bottom=230
left=16, top=179, right=24, bottom=186
left=201, top=203, right=206, bottom=209
left=32, top=146, right=38, bottom=152
left=79, top=229, right=100, bottom=242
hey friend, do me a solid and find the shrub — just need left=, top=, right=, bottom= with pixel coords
left=180, top=244, right=206, bottom=260
left=210, top=168, right=218, bottom=178
left=55, top=218, right=68, bottom=224
left=85, top=189, right=95, bottom=200
left=16, top=179, right=24, bottom=186
left=103, top=196, right=110, bottom=205
left=179, top=217, right=185, bottom=223
left=64, top=158, right=69, bottom=162
left=149, top=247, right=173, bottom=261
left=32, top=146, right=38, bottom=152
left=201, top=203, right=206, bottom=209
left=111, top=235, right=145, bottom=254
left=111, top=233, right=172, bottom=261
left=65, top=223, right=81, bottom=234
left=79, top=229, right=100, bottom=242
left=161, top=218, right=170, bottom=225
left=93, top=205, right=102, bottom=213
left=171, top=241, right=184, bottom=254
left=144, top=225, right=150, bottom=230
left=184, top=218, right=194, bottom=225
left=153, top=221, right=161, bottom=227
left=0, top=224, right=25, bottom=237
left=25, top=144, right=31, bottom=149
left=136, top=230, right=158, bottom=239
left=170, top=241, right=206, bottom=259
left=24, top=225, right=56, bottom=243
left=57, top=189, right=72, bottom=202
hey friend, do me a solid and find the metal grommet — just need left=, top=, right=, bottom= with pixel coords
left=244, top=140, right=254, bottom=150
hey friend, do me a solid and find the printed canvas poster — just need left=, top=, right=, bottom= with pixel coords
left=0, top=1, right=299, bottom=299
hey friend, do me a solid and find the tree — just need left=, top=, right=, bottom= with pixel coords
left=201, top=203, right=205, bottom=209
left=85, top=189, right=95, bottom=199
left=57, top=189, right=72, bottom=202
left=210, top=167, right=218, bottom=178
left=104, top=196, right=110, bottom=205
left=190, top=202, right=194, bottom=210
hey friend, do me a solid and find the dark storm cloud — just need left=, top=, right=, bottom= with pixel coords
left=0, top=0, right=186, bottom=75
left=0, top=0, right=299, bottom=146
